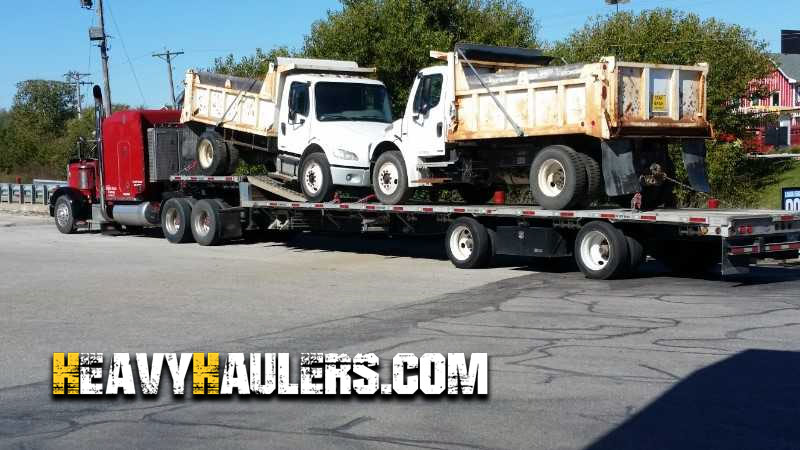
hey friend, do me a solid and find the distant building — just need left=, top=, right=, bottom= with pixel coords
left=739, top=31, right=800, bottom=151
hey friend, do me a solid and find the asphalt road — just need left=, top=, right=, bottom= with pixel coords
left=2, top=212, right=800, bottom=449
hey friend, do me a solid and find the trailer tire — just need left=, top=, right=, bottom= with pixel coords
left=530, top=145, right=587, bottom=210
left=575, top=221, right=629, bottom=280
left=54, top=196, right=77, bottom=234
left=373, top=151, right=411, bottom=205
left=300, top=152, right=335, bottom=202
left=190, top=199, right=225, bottom=246
left=196, top=130, right=229, bottom=176
left=161, top=198, right=194, bottom=244
left=445, top=217, right=492, bottom=269
left=626, top=234, right=645, bottom=274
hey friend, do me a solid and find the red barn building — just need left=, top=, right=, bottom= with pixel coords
left=740, top=31, right=800, bottom=151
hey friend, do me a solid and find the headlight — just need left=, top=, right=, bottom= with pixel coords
left=333, top=149, right=358, bottom=161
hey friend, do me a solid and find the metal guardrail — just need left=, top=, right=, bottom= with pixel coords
left=0, top=180, right=66, bottom=205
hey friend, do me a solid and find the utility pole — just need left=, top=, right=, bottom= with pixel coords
left=83, top=0, right=112, bottom=117
left=64, top=71, right=92, bottom=118
left=152, top=49, right=184, bottom=108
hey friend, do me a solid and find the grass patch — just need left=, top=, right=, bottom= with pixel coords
left=755, top=161, right=800, bottom=209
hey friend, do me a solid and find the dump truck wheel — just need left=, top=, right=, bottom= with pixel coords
left=575, top=152, right=602, bottom=208
left=530, top=145, right=587, bottom=210
left=300, top=153, right=335, bottom=202
left=575, top=221, right=629, bottom=280
left=445, top=217, right=492, bottom=269
left=373, top=151, right=411, bottom=205
left=190, top=199, right=224, bottom=246
left=161, top=198, right=194, bottom=244
left=54, top=196, right=77, bottom=234
left=196, top=130, right=229, bottom=176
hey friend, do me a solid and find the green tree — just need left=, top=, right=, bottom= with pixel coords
left=303, top=0, right=540, bottom=116
left=212, top=46, right=292, bottom=78
left=549, top=9, right=772, bottom=136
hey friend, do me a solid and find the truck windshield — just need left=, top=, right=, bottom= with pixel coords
left=315, top=82, right=392, bottom=123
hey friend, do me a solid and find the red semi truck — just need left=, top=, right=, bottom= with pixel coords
left=49, top=87, right=800, bottom=279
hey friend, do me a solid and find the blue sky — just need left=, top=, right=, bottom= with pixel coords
left=0, top=0, right=795, bottom=109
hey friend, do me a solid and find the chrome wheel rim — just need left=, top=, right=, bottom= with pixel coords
left=377, top=161, right=400, bottom=196
left=164, top=207, right=181, bottom=235
left=56, top=202, right=70, bottom=228
left=538, top=158, right=566, bottom=197
left=198, top=139, right=214, bottom=169
left=580, top=230, right=611, bottom=271
left=449, top=225, right=473, bottom=261
left=193, top=210, right=211, bottom=237
left=303, top=161, right=323, bottom=195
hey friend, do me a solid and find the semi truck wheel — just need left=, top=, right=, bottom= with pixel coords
left=196, top=130, right=230, bottom=176
left=372, top=151, right=411, bottom=205
left=300, top=153, right=335, bottom=202
left=574, top=221, right=629, bottom=280
left=190, top=199, right=226, bottom=246
left=54, top=196, right=77, bottom=234
left=530, top=145, right=587, bottom=210
left=445, top=217, right=492, bottom=269
left=161, top=198, right=194, bottom=244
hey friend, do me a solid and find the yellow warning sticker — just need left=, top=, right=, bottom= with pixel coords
left=652, top=94, right=667, bottom=113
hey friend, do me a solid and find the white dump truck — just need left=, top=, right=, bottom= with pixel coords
left=180, top=57, right=392, bottom=201
left=368, top=44, right=713, bottom=209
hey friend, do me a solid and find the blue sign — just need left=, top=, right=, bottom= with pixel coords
left=783, top=187, right=800, bottom=211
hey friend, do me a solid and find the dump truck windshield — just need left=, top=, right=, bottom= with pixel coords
left=315, top=82, right=392, bottom=123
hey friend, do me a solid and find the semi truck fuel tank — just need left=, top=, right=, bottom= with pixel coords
left=111, top=202, right=160, bottom=226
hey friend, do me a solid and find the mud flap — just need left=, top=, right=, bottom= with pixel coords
left=681, top=140, right=711, bottom=193
left=601, top=139, right=641, bottom=196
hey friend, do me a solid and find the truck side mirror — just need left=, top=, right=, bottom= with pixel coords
left=419, top=102, right=430, bottom=115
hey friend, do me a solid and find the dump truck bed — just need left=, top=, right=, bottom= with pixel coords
left=444, top=49, right=710, bottom=141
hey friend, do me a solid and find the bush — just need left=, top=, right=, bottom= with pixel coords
left=670, top=140, right=790, bottom=208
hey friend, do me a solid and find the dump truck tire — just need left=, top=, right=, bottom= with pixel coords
left=196, top=130, right=229, bottom=176
left=373, top=151, right=411, bottom=205
left=530, top=145, right=587, bottom=210
left=300, top=152, right=335, bottom=202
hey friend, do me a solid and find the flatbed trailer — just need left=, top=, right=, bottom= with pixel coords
left=159, top=174, right=800, bottom=280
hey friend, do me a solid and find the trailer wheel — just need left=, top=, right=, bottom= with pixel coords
left=196, top=130, right=229, bottom=176
left=445, top=217, right=492, bottom=269
left=300, top=152, right=335, bottom=202
left=530, top=145, right=587, bottom=210
left=574, top=221, right=629, bottom=279
left=54, top=196, right=77, bottom=234
left=626, top=234, right=645, bottom=274
left=161, top=198, right=194, bottom=244
left=190, top=199, right=225, bottom=246
left=373, top=151, right=411, bottom=205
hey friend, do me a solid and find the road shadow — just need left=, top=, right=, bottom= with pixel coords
left=587, top=349, right=800, bottom=450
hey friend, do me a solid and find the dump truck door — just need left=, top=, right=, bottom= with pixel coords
left=403, top=67, right=446, bottom=157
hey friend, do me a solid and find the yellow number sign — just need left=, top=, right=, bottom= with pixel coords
left=652, top=94, right=667, bottom=113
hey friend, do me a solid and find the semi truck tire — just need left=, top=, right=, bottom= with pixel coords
left=574, top=221, right=629, bottom=280
left=300, top=152, right=335, bottom=202
left=372, top=151, right=411, bottom=205
left=161, top=198, right=194, bottom=244
left=54, top=196, right=77, bottom=234
left=190, top=199, right=226, bottom=246
left=530, top=145, right=587, bottom=210
left=196, top=130, right=230, bottom=176
left=445, top=217, right=492, bottom=269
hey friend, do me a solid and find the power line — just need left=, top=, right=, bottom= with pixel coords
left=105, top=0, right=147, bottom=106
left=152, top=49, right=184, bottom=108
